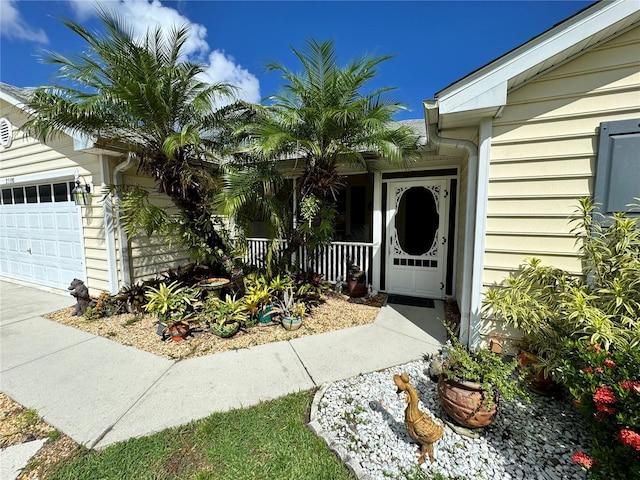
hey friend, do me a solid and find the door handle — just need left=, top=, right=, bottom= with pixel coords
left=27, top=248, right=32, bottom=254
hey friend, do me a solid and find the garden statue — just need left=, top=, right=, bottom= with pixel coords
left=68, top=278, right=92, bottom=316
left=394, top=372, right=444, bottom=463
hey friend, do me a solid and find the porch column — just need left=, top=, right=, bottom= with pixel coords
left=371, top=171, right=383, bottom=291
left=469, top=117, right=493, bottom=348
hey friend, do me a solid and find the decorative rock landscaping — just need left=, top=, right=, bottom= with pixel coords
left=310, top=360, right=591, bottom=480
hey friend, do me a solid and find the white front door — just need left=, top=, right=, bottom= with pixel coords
left=385, top=178, right=448, bottom=299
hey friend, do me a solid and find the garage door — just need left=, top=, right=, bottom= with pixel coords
left=0, top=181, right=86, bottom=289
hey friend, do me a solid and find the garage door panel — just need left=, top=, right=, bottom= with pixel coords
left=45, top=241, right=59, bottom=258
left=30, top=239, right=43, bottom=255
left=42, top=215, right=55, bottom=230
left=28, top=213, right=41, bottom=229
left=16, top=213, right=27, bottom=228
left=56, top=213, right=71, bottom=231
left=0, top=197, right=86, bottom=289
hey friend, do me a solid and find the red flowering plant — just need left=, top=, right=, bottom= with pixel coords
left=559, top=339, right=640, bottom=479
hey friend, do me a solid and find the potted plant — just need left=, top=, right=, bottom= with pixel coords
left=144, top=281, right=197, bottom=341
left=206, top=294, right=248, bottom=338
left=345, top=259, right=366, bottom=298
left=243, top=273, right=277, bottom=323
left=436, top=323, right=529, bottom=428
left=274, top=287, right=306, bottom=331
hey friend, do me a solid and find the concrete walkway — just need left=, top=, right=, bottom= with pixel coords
left=0, top=279, right=446, bottom=452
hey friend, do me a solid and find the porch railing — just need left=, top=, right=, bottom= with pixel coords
left=243, top=238, right=373, bottom=284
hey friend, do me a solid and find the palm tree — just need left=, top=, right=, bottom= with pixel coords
left=23, top=9, right=250, bottom=272
left=240, top=38, right=419, bottom=253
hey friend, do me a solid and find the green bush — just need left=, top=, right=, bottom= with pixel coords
left=482, top=198, right=640, bottom=376
left=483, top=197, right=640, bottom=478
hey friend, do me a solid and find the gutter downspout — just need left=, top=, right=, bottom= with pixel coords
left=99, top=155, right=119, bottom=294
left=113, top=154, right=136, bottom=287
left=423, top=100, right=478, bottom=347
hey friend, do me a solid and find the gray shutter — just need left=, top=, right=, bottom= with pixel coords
left=594, top=119, right=640, bottom=216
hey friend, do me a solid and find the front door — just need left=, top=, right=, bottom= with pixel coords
left=385, top=179, right=448, bottom=299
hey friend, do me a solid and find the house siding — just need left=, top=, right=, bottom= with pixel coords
left=121, top=172, right=190, bottom=283
left=0, top=101, right=111, bottom=294
left=484, top=25, right=640, bottom=289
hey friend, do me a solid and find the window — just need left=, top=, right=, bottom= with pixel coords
left=12, top=187, right=24, bottom=204
left=25, top=186, right=38, bottom=203
left=594, top=119, right=640, bottom=218
left=39, top=185, right=52, bottom=203
left=53, top=183, right=69, bottom=202
left=1, top=188, right=12, bottom=204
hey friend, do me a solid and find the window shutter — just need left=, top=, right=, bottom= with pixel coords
left=594, top=119, right=640, bottom=217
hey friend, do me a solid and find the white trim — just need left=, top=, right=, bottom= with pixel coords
left=1, top=168, right=77, bottom=186
left=438, top=0, right=640, bottom=115
left=100, top=155, right=119, bottom=294
left=371, top=171, right=383, bottom=292
left=469, top=117, right=493, bottom=349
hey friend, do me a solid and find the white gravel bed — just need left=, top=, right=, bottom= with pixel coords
left=309, top=360, right=591, bottom=480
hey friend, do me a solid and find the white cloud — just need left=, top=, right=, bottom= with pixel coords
left=65, top=0, right=260, bottom=102
left=0, top=0, right=49, bottom=43
left=203, top=50, right=261, bottom=104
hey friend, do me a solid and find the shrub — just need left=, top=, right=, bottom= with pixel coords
left=560, top=340, right=640, bottom=479
left=484, top=197, right=640, bottom=478
left=482, top=198, right=640, bottom=377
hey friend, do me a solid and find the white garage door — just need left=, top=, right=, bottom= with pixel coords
left=0, top=181, right=86, bottom=289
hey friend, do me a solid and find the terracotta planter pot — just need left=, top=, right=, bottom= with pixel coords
left=281, top=316, right=302, bottom=331
left=169, top=325, right=188, bottom=342
left=437, top=375, right=498, bottom=428
left=516, top=351, right=558, bottom=396
left=347, top=278, right=367, bottom=298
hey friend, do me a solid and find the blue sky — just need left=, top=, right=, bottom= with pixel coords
left=1, top=0, right=595, bottom=120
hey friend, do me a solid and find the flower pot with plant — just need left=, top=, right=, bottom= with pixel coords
left=274, top=287, right=306, bottom=331
left=144, top=281, right=197, bottom=341
left=206, top=294, right=248, bottom=338
left=345, top=259, right=366, bottom=298
left=436, top=323, right=529, bottom=428
left=243, top=273, right=278, bottom=323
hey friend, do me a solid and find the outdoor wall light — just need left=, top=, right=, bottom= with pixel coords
left=72, top=174, right=92, bottom=206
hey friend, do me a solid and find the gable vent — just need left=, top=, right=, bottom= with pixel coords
left=0, top=118, right=12, bottom=149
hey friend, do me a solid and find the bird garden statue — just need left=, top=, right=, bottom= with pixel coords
left=394, top=372, right=444, bottom=463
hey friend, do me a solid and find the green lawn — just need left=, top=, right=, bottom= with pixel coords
left=48, top=390, right=355, bottom=480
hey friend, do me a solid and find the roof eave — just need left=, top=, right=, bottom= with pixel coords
left=435, top=0, right=640, bottom=118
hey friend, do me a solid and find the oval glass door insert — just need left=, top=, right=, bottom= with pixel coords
left=395, top=186, right=439, bottom=255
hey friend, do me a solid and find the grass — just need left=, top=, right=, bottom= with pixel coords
left=48, top=390, right=355, bottom=480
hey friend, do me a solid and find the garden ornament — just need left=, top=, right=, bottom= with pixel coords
left=68, top=278, right=92, bottom=316
left=394, top=372, right=444, bottom=463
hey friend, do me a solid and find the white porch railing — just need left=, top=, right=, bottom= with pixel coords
left=243, top=238, right=373, bottom=284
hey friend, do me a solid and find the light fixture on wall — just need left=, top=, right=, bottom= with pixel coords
left=72, top=173, right=91, bottom=206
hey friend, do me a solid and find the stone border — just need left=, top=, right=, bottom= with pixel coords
left=307, top=384, right=373, bottom=480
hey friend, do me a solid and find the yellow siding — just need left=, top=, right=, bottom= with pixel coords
left=485, top=25, right=640, bottom=290
left=121, top=171, right=190, bottom=283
